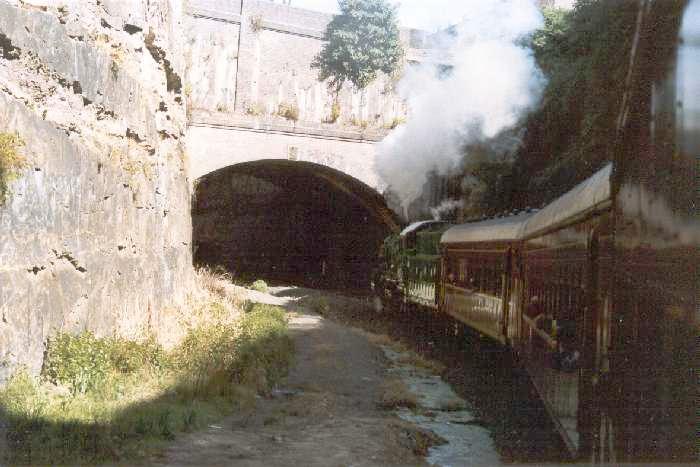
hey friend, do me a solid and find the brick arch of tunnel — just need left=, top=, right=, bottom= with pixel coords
left=193, top=160, right=400, bottom=289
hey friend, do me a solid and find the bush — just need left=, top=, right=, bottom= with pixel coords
left=42, top=332, right=168, bottom=395
left=173, top=323, right=239, bottom=399
left=42, top=332, right=110, bottom=395
left=250, top=279, right=269, bottom=293
left=246, top=302, right=284, bottom=315
left=105, top=336, right=168, bottom=374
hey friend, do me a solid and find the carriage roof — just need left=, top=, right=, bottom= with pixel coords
left=440, top=163, right=613, bottom=245
left=440, top=212, right=534, bottom=245
left=521, top=163, right=612, bottom=238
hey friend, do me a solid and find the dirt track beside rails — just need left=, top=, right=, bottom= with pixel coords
left=153, top=287, right=441, bottom=466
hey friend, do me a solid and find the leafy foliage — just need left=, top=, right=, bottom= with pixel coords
left=441, top=2, right=660, bottom=216
left=312, top=0, right=403, bottom=92
left=105, top=335, right=168, bottom=374
left=0, top=131, right=26, bottom=204
left=42, top=332, right=168, bottom=395
left=43, top=332, right=111, bottom=395
left=512, top=1, right=640, bottom=207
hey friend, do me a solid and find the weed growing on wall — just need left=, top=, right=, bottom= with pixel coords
left=324, top=100, right=342, bottom=124
left=277, top=103, right=299, bottom=121
left=245, top=102, right=264, bottom=116
left=0, top=131, right=26, bottom=204
left=250, top=14, right=264, bottom=33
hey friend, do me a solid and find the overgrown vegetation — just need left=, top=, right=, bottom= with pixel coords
left=444, top=1, right=685, bottom=216
left=0, top=287, right=293, bottom=464
left=312, top=0, right=403, bottom=93
left=511, top=0, right=641, bottom=207
left=0, top=131, right=26, bottom=204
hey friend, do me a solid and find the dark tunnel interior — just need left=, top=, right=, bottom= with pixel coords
left=192, top=160, right=398, bottom=291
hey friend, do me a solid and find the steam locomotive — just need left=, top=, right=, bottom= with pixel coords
left=379, top=1, right=698, bottom=462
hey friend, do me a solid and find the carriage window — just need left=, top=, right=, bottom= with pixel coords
left=458, top=258, right=466, bottom=285
left=525, top=257, right=586, bottom=333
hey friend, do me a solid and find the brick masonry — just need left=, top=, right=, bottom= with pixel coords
left=185, top=0, right=428, bottom=191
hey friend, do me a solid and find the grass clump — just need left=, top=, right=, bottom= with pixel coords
left=385, top=116, right=405, bottom=129
left=0, top=303, right=293, bottom=464
left=278, top=103, right=299, bottom=122
left=250, top=279, right=269, bottom=293
left=0, top=131, right=27, bottom=204
left=378, top=378, right=418, bottom=409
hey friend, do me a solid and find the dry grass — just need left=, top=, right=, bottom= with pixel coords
left=363, top=332, right=395, bottom=347
left=287, top=391, right=334, bottom=418
left=354, top=329, right=407, bottom=354
left=195, top=267, right=246, bottom=311
left=0, top=301, right=293, bottom=464
left=378, top=378, right=418, bottom=409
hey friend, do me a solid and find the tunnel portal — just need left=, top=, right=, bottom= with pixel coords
left=193, top=160, right=399, bottom=290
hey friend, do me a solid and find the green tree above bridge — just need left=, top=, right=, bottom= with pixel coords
left=312, top=0, right=404, bottom=93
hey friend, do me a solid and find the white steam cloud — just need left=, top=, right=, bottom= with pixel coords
left=430, top=199, right=462, bottom=221
left=378, top=0, right=547, bottom=213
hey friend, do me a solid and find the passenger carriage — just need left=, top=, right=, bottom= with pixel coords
left=382, top=1, right=697, bottom=461
left=438, top=212, right=533, bottom=344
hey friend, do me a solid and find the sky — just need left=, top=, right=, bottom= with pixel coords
left=288, top=0, right=479, bottom=31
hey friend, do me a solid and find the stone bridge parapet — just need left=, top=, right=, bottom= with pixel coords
left=184, top=0, right=439, bottom=192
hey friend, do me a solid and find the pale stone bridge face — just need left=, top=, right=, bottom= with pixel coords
left=186, top=121, right=383, bottom=192
left=184, top=0, right=431, bottom=232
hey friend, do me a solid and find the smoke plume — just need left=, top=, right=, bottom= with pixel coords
left=430, top=198, right=462, bottom=221
left=377, top=0, right=546, bottom=214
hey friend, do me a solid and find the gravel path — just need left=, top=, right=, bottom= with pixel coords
left=152, top=286, right=436, bottom=466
